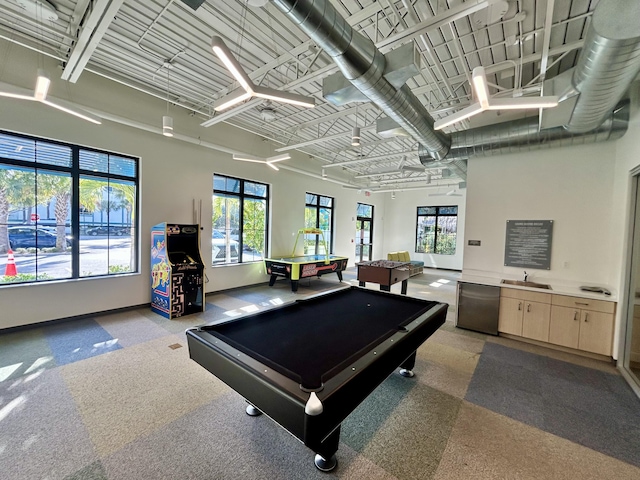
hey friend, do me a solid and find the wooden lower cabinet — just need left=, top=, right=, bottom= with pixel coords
left=549, top=296, right=616, bottom=356
left=499, top=288, right=551, bottom=342
left=500, top=289, right=616, bottom=357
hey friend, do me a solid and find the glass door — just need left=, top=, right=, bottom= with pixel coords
left=622, top=174, right=640, bottom=393
left=355, top=203, right=373, bottom=262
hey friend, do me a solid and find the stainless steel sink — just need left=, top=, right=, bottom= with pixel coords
left=501, top=279, right=552, bottom=290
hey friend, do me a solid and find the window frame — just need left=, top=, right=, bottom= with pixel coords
left=0, top=129, right=140, bottom=285
left=305, top=192, right=334, bottom=255
left=415, top=205, right=458, bottom=255
left=212, top=173, right=269, bottom=265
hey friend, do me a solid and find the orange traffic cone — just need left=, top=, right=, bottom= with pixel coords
left=5, top=249, right=17, bottom=276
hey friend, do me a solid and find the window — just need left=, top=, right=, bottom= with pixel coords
left=304, top=193, right=334, bottom=254
left=416, top=206, right=458, bottom=255
left=212, top=174, right=268, bottom=265
left=0, top=130, right=139, bottom=285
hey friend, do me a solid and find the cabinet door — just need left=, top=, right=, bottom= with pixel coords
left=549, top=305, right=580, bottom=349
left=578, top=310, right=614, bottom=356
left=522, top=301, right=551, bottom=342
left=499, top=297, right=523, bottom=336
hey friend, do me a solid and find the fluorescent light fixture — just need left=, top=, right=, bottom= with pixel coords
left=351, top=126, right=361, bottom=146
left=488, top=97, right=559, bottom=110
left=34, top=70, right=50, bottom=101
left=0, top=91, right=34, bottom=100
left=253, top=86, right=315, bottom=109
left=211, top=36, right=253, bottom=92
left=162, top=115, right=174, bottom=137
left=322, top=168, right=327, bottom=179
left=43, top=100, right=102, bottom=124
left=471, top=66, right=489, bottom=109
left=266, top=161, right=279, bottom=171
left=233, top=152, right=290, bottom=171
left=434, top=65, right=558, bottom=130
left=266, top=153, right=291, bottom=163
left=434, top=103, right=484, bottom=130
left=0, top=74, right=101, bottom=124
left=209, top=36, right=314, bottom=114
left=233, top=154, right=264, bottom=162
left=214, top=89, right=253, bottom=111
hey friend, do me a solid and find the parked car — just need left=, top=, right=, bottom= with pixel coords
left=8, top=226, right=65, bottom=249
left=86, top=225, right=130, bottom=236
left=212, top=229, right=239, bottom=263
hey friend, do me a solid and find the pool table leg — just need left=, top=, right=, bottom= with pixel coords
left=399, top=351, right=417, bottom=377
left=269, top=275, right=277, bottom=287
left=310, top=425, right=340, bottom=472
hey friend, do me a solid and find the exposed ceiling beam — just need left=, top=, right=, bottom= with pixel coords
left=62, top=0, right=125, bottom=82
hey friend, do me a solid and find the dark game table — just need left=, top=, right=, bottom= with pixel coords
left=356, top=259, right=412, bottom=294
left=187, top=286, right=448, bottom=472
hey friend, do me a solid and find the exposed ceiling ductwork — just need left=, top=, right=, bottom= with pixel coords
left=271, top=0, right=451, bottom=162
left=563, top=0, right=640, bottom=133
left=422, top=100, right=629, bottom=164
left=271, top=0, right=638, bottom=179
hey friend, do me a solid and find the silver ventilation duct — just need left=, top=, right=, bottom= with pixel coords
left=419, top=101, right=629, bottom=164
left=271, top=0, right=635, bottom=179
left=271, top=0, right=451, bottom=161
left=564, top=0, right=640, bottom=133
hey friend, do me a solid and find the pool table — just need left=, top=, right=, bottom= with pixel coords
left=264, top=254, right=348, bottom=292
left=186, top=286, right=448, bottom=472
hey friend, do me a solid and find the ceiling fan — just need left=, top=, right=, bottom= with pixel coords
left=434, top=66, right=558, bottom=130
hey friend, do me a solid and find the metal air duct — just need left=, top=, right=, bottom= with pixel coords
left=271, top=0, right=451, bottom=161
left=564, top=0, right=640, bottom=133
left=419, top=101, right=629, bottom=164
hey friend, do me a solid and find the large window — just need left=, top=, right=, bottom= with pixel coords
left=0, top=131, right=139, bottom=285
left=304, top=193, right=333, bottom=255
left=212, top=174, right=268, bottom=265
left=416, top=206, right=458, bottom=255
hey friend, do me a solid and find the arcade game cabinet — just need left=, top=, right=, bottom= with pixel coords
left=151, top=223, right=205, bottom=319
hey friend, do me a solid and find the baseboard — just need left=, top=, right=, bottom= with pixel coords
left=1, top=303, right=151, bottom=334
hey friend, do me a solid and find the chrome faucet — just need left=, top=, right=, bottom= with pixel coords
left=523, top=271, right=529, bottom=282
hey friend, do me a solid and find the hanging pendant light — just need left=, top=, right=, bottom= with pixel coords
left=162, top=63, right=173, bottom=137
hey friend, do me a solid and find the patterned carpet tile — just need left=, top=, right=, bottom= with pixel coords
left=466, top=342, right=640, bottom=468
left=0, top=368, right=99, bottom=480
left=44, top=318, right=122, bottom=366
left=101, top=391, right=393, bottom=480
left=59, top=335, right=230, bottom=457
left=0, top=327, right=57, bottom=383
left=434, top=402, right=640, bottom=480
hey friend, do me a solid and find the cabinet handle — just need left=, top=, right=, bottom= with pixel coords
left=518, top=302, right=522, bottom=311
left=574, top=311, right=578, bottom=321
left=575, top=302, right=589, bottom=306
left=584, top=313, right=589, bottom=322
left=527, top=303, right=531, bottom=313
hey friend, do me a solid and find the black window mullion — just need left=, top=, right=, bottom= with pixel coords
left=71, top=147, right=80, bottom=277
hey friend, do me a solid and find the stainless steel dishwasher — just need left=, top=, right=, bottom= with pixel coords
left=456, top=282, right=501, bottom=335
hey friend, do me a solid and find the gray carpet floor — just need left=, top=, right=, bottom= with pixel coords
left=1, top=268, right=639, bottom=480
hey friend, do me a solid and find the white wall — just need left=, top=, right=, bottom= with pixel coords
left=382, top=189, right=466, bottom=270
left=463, top=141, right=617, bottom=286
left=0, top=52, right=386, bottom=329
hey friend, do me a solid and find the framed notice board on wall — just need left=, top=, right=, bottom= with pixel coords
left=504, top=220, right=553, bottom=270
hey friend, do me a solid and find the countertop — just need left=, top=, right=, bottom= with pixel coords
left=458, top=273, right=617, bottom=302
